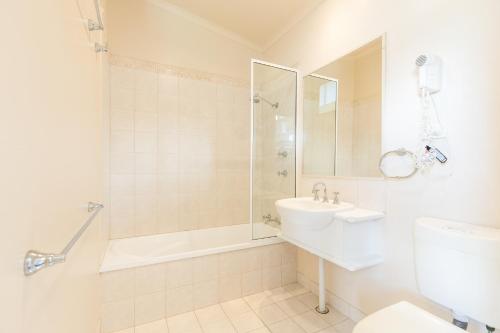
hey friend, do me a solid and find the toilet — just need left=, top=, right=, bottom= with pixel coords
left=354, top=217, right=500, bottom=332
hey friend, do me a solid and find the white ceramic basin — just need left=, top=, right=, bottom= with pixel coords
left=275, top=197, right=354, bottom=230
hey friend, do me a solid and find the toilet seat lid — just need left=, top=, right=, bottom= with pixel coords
left=353, top=302, right=464, bottom=333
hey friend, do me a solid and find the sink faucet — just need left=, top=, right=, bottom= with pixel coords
left=312, top=182, right=329, bottom=203
left=332, top=191, right=340, bottom=205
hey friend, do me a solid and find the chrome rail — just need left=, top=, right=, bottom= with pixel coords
left=24, top=202, right=104, bottom=276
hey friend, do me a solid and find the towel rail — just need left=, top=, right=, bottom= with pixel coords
left=24, top=202, right=104, bottom=276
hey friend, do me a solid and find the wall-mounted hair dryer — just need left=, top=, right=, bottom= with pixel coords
left=415, top=54, right=446, bottom=140
left=416, top=54, right=442, bottom=95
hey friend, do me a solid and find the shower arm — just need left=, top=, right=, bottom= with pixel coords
left=254, top=95, right=279, bottom=109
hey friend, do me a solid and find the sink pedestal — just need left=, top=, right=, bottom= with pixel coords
left=315, top=257, right=329, bottom=314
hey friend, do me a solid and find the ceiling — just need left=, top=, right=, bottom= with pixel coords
left=157, top=0, right=324, bottom=50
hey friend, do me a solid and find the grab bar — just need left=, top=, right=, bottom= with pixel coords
left=24, top=202, right=104, bottom=276
left=88, top=0, right=104, bottom=31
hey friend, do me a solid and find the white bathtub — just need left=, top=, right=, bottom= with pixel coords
left=100, top=223, right=282, bottom=272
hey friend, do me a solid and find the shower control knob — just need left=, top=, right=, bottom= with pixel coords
left=277, top=170, right=288, bottom=177
left=277, top=150, right=288, bottom=158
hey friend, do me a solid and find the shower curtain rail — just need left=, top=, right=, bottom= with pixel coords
left=23, top=202, right=104, bottom=276
left=88, top=0, right=104, bottom=31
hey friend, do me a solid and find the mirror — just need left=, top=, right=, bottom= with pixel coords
left=303, top=37, right=383, bottom=177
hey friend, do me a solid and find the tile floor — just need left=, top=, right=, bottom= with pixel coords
left=110, top=283, right=355, bottom=333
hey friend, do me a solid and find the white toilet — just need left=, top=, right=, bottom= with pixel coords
left=354, top=217, right=500, bottom=332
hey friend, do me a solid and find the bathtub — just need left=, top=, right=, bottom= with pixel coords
left=100, top=223, right=282, bottom=272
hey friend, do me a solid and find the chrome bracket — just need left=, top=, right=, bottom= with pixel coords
left=88, top=19, right=103, bottom=31
left=88, top=201, right=103, bottom=212
left=95, top=42, right=108, bottom=53
left=24, top=251, right=66, bottom=276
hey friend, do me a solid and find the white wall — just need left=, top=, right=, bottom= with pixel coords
left=106, top=0, right=261, bottom=80
left=0, top=1, right=107, bottom=332
left=264, top=0, right=500, bottom=329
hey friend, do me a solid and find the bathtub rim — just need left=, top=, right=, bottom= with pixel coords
left=100, top=226, right=283, bottom=273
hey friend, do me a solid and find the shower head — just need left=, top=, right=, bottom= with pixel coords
left=252, top=94, right=279, bottom=109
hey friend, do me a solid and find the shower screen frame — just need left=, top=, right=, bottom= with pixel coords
left=250, top=59, right=299, bottom=240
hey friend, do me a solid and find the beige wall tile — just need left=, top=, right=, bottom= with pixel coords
left=101, top=270, right=135, bottom=303
left=262, top=267, right=282, bottom=290
left=193, top=279, right=219, bottom=309
left=219, top=252, right=243, bottom=277
left=135, top=264, right=166, bottom=296
left=101, top=299, right=134, bottom=333
left=242, top=270, right=263, bottom=296
left=135, top=292, right=166, bottom=325
left=166, top=259, right=193, bottom=289
left=193, top=255, right=219, bottom=283
left=262, top=245, right=283, bottom=268
left=281, top=264, right=297, bottom=285
left=166, top=285, right=194, bottom=317
left=218, top=275, right=242, bottom=302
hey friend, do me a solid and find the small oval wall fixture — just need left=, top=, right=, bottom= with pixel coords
left=379, top=148, right=418, bottom=179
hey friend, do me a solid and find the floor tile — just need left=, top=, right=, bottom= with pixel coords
left=249, top=328, right=271, bottom=333
left=283, top=283, right=308, bottom=297
left=268, top=319, right=306, bottom=333
left=111, top=329, right=134, bottom=333
left=201, top=319, right=236, bottom=333
left=221, top=298, right=252, bottom=319
left=276, top=298, right=309, bottom=316
left=292, top=311, right=330, bottom=333
left=167, top=312, right=202, bottom=333
left=135, top=319, right=168, bottom=333
left=321, top=310, right=347, bottom=326
left=244, top=292, right=274, bottom=310
left=266, top=287, right=293, bottom=302
left=295, top=293, right=318, bottom=309
left=230, top=311, right=264, bottom=333
left=195, top=304, right=228, bottom=326
left=334, top=319, right=355, bottom=333
left=317, top=327, right=338, bottom=333
left=254, top=304, right=288, bottom=325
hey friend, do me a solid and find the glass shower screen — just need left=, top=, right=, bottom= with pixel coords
left=250, top=60, right=297, bottom=240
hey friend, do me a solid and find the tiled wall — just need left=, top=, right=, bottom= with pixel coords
left=100, top=243, right=297, bottom=333
left=108, top=56, right=250, bottom=239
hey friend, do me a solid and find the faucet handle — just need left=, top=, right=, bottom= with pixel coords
left=332, top=192, right=340, bottom=205
left=322, top=188, right=329, bottom=203
left=312, top=188, right=320, bottom=201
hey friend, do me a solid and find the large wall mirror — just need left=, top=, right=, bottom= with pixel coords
left=303, top=37, right=383, bottom=177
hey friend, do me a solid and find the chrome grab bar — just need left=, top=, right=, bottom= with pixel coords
left=24, top=202, right=104, bottom=276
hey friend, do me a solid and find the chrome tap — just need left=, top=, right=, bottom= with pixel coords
left=312, top=182, right=328, bottom=202
left=332, top=191, right=340, bottom=205
left=262, top=214, right=281, bottom=225
left=277, top=150, right=288, bottom=158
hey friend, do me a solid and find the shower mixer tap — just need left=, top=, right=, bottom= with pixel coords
left=277, top=170, right=288, bottom=177
left=277, top=150, right=288, bottom=158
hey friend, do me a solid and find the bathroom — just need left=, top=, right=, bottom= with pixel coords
left=2, top=0, right=500, bottom=332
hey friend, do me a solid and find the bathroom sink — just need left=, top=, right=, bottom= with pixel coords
left=275, top=197, right=353, bottom=230
left=275, top=196, right=384, bottom=271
